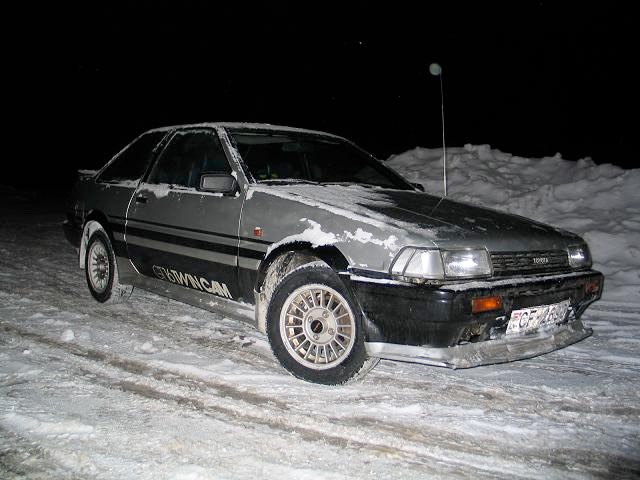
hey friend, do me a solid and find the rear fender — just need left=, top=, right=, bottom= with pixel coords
left=79, top=219, right=108, bottom=270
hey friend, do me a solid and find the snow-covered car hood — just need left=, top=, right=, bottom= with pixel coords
left=249, top=183, right=582, bottom=253
left=371, top=190, right=580, bottom=245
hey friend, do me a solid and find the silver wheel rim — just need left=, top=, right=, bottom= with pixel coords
left=88, top=239, right=110, bottom=294
left=279, top=284, right=356, bottom=370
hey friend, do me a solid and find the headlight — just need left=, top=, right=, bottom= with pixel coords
left=442, top=249, right=492, bottom=278
left=400, top=249, right=444, bottom=279
left=390, top=248, right=491, bottom=281
left=567, top=244, right=592, bottom=268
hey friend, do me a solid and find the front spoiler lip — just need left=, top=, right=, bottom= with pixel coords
left=365, top=319, right=592, bottom=369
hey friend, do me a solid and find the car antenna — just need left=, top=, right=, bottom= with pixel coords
left=429, top=62, right=447, bottom=196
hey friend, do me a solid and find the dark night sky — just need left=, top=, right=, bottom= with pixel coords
left=6, top=1, right=635, bottom=193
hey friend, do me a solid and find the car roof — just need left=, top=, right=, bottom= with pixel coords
left=146, top=122, right=345, bottom=140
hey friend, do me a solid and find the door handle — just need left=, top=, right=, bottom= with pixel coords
left=136, top=195, right=148, bottom=204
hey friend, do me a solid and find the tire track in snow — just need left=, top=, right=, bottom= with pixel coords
left=0, top=324, right=483, bottom=477
left=0, top=323, right=288, bottom=411
left=4, top=322, right=639, bottom=479
left=0, top=283, right=277, bottom=373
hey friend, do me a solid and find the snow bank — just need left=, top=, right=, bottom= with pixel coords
left=387, top=145, right=640, bottom=302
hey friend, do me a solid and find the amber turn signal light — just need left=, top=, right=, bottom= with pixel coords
left=472, top=296, right=502, bottom=314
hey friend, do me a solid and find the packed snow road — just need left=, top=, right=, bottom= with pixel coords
left=1, top=190, right=639, bottom=479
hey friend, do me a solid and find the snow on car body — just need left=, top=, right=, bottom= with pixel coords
left=63, top=123, right=604, bottom=383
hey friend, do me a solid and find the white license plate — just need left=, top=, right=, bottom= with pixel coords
left=506, top=300, right=570, bottom=335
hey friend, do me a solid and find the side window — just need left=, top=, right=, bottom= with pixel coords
left=98, top=131, right=166, bottom=183
left=147, top=130, right=231, bottom=188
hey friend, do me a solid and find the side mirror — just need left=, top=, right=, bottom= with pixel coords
left=200, top=173, right=238, bottom=195
left=411, top=182, right=425, bottom=192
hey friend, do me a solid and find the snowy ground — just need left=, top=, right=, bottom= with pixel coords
left=1, top=149, right=640, bottom=479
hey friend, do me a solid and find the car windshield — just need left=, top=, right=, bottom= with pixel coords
left=229, top=131, right=412, bottom=190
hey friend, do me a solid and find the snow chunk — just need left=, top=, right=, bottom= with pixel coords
left=299, top=219, right=339, bottom=246
left=141, top=183, right=174, bottom=199
left=266, top=220, right=398, bottom=257
left=60, top=329, right=75, bottom=342
left=135, top=341, right=158, bottom=354
left=344, top=228, right=398, bottom=250
left=266, top=219, right=338, bottom=256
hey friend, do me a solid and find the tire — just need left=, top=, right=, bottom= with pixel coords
left=85, top=230, right=133, bottom=303
left=266, top=262, right=378, bottom=384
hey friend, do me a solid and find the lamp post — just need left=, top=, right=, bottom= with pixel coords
left=429, top=62, right=447, bottom=197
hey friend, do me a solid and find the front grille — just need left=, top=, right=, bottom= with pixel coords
left=490, top=250, right=570, bottom=277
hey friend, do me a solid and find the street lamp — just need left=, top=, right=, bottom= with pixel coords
left=429, top=62, right=447, bottom=197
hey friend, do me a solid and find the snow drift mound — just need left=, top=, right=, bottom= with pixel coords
left=387, top=144, right=640, bottom=303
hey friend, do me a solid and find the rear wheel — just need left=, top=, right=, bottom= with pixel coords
left=267, top=261, right=378, bottom=384
left=85, top=230, right=133, bottom=303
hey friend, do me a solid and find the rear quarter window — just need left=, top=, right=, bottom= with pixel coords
left=97, top=131, right=167, bottom=184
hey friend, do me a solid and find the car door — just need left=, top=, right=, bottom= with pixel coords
left=125, top=128, right=245, bottom=301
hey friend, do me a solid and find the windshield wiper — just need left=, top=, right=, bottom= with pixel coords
left=259, top=179, right=320, bottom=185
left=320, top=181, right=378, bottom=188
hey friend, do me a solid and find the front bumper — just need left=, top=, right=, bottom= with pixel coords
left=366, top=318, right=591, bottom=368
left=345, top=269, right=603, bottom=357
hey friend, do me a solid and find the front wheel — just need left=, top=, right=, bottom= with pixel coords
left=85, top=230, right=133, bottom=303
left=266, top=262, right=378, bottom=384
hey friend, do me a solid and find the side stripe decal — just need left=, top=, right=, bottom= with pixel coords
left=115, top=223, right=265, bottom=260
left=109, top=215, right=272, bottom=246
